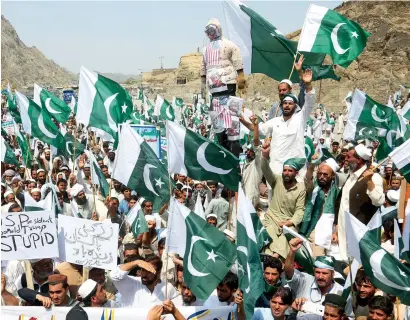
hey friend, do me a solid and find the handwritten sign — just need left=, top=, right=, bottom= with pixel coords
left=131, top=125, right=162, bottom=159
left=1, top=210, right=59, bottom=261
left=58, top=215, right=119, bottom=270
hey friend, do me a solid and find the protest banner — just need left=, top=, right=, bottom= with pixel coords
left=1, top=210, right=59, bottom=261
left=130, top=124, right=161, bottom=159
left=1, top=120, right=15, bottom=135
left=1, top=306, right=236, bottom=320
left=57, top=215, right=119, bottom=270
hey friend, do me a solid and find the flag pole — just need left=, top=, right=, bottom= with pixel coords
left=348, top=257, right=357, bottom=320
left=72, top=122, right=77, bottom=173
left=288, top=52, right=299, bottom=80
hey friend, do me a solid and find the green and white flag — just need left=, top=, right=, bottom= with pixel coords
left=344, top=89, right=404, bottom=148
left=33, top=83, right=71, bottom=124
left=15, top=91, right=65, bottom=149
left=113, top=123, right=171, bottom=212
left=223, top=0, right=330, bottom=83
left=166, top=197, right=236, bottom=300
left=1, top=136, right=19, bottom=167
left=7, top=84, right=22, bottom=124
left=166, top=121, right=240, bottom=191
left=325, top=109, right=335, bottom=125
left=137, top=88, right=144, bottom=101
left=77, top=66, right=133, bottom=142
left=346, top=212, right=410, bottom=305
left=172, top=97, right=184, bottom=108
left=200, top=103, right=209, bottom=115
left=154, top=95, right=175, bottom=121
left=13, top=121, right=32, bottom=168
left=131, top=208, right=149, bottom=238
left=69, top=95, right=78, bottom=115
left=130, top=111, right=145, bottom=125
left=402, top=201, right=410, bottom=261
left=393, top=219, right=409, bottom=263
left=304, top=136, right=315, bottom=162
left=389, top=137, right=410, bottom=183
left=298, top=4, right=370, bottom=68
left=237, top=186, right=264, bottom=319
left=59, top=132, right=85, bottom=160
left=400, top=101, right=410, bottom=121
left=194, top=193, right=206, bottom=220
left=251, top=211, right=271, bottom=251
left=86, top=150, right=110, bottom=198
left=283, top=226, right=315, bottom=275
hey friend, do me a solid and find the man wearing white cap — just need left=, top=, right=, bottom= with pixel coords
left=1, top=191, right=16, bottom=213
left=300, top=158, right=340, bottom=257
left=240, top=56, right=315, bottom=176
left=381, top=189, right=400, bottom=223
left=334, top=144, right=385, bottom=261
left=77, top=279, right=113, bottom=307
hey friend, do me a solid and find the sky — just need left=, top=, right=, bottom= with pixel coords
left=2, top=1, right=342, bottom=75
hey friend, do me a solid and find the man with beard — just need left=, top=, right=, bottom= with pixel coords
left=36, top=169, right=47, bottom=187
left=260, top=145, right=306, bottom=258
left=242, top=116, right=262, bottom=208
left=240, top=56, right=314, bottom=177
left=255, top=257, right=284, bottom=308
left=267, top=80, right=293, bottom=119
left=69, top=184, right=102, bottom=220
left=78, top=279, right=115, bottom=308
left=15, top=259, right=55, bottom=294
left=351, top=274, right=378, bottom=317
left=285, top=239, right=343, bottom=308
left=203, top=271, right=238, bottom=307
left=110, top=255, right=181, bottom=307
left=299, top=159, right=340, bottom=257
left=180, top=281, right=203, bottom=306
left=334, top=144, right=384, bottom=261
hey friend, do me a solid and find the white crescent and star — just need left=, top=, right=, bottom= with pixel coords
left=358, top=127, right=368, bottom=136
left=166, top=105, right=174, bottom=120
left=38, top=114, right=57, bottom=139
left=386, top=130, right=397, bottom=148
left=197, top=142, right=232, bottom=175
left=305, top=144, right=312, bottom=159
left=369, top=249, right=410, bottom=291
left=187, top=236, right=211, bottom=277
left=371, top=105, right=387, bottom=123
left=104, top=93, right=119, bottom=132
left=66, top=141, right=73, bottom=155
left=45, top=98, right=61, bottom=114
left=331, top=23, right=350, bottom=55
left=143, top=164, right=159, bottom=196
left=237, top=246, right=251, bottom=294
left=121, top=103, right=128, bottom=114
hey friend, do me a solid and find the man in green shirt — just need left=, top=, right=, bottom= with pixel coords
left=261, top=144, right=306, bottom=258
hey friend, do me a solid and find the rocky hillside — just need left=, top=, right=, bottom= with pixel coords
left=1, top=15, right=76, bottom=88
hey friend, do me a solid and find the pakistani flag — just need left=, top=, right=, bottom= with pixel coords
left=346, top=212, right=410, bottom=305
left=304, top=136, right=315, bottom=162
left=389, top=137, right=410, bottom=183
left=393, top=219, right=409, bottom=263
left=298, top=4, right=370, bottom=68
left=402, top=201, right=410, bottom=262
left=33, top=84, right=71, bottom=124
left=223, top=1, right=334, bottom=83
left=59, top=132, right=85, bottom=160
left=113, top=124, right=171, bottom=212
left=325, top=109, right=335, bottom=125
left=13, top=121, right=32, bottom=168
left=15, top=91, right=65, bottom=149
left=69, top=96, right=77, bottom=115
left=344, top=89, right=403, bottom=145
left=172, top=97, right=184, bottom=108
left=251, top=211, right=271, bottom=251
left=166, top=198, right=236, bottom=300
left=137, top=88, right=144, bottom=101
left=131, top=209, right=149, bottom=238
left=283, top=226, right=315, bottom=275
left=1, top=136, right=19, bottom=167
left=200, top=103, right=210, bottom=115
left=400, top=101, right=410, bottom=121
left=130, top=111, right=145, bottom=125
left=194, top=193, right=206, bottom=220
left=86, top=150, right=110, bottom=198
left=77, top=66, right=133, bottom=142
left=6, top=84, right=22, bottom=124
left=237, top=186, right=264, bottom=319
left=166, top=121, right=240, bottom=191
left=154, top=95, right=175, bottom=121
left=312, top=147, right=334, bottom=165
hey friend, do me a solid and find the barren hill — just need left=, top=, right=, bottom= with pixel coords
left=1, top=15, right=76, bottom=88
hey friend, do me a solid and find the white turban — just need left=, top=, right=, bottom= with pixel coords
left=324, top=158, right=340, bottom=173
left=69, top=184, right=85, bottom=197
left=354, top=144, right=372, bottom=161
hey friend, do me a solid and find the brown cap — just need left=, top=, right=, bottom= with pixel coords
left=48, top=274, right=68, bottom=284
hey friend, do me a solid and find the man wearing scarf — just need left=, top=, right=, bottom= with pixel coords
left=260, top=154, right=306, bottom=259
left=285, top=238, right=343, bottom=308
left=201, top=18, right=245, bottom=156
left=300, top=158, right=340, bottom=257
